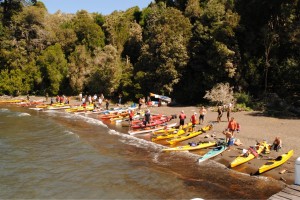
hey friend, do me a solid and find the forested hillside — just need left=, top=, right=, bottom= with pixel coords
left=0, top=0, right=299, bottom=109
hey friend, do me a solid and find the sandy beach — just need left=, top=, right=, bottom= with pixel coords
left=147, top=105, right=299, bottom=185
left=1, top=95, right=299, bottom=185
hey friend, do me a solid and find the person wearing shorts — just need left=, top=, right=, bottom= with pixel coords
left=190, top=112, right=197, bottom=131
left=179, top=110, right=186, bottom=128
left=199, top=106, right=207, bottom=124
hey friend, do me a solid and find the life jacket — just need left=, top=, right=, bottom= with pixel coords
left=179, top=113, right=186, bottom=120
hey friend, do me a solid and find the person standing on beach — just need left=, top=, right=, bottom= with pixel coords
left=129, top=110, right=134, bottom=126
left=144, top=109, right=151, bottom=125
left=79, top=92, right=83, bottom=102
left=227, top=117, right=237, bottom=137
left=217, top=106, right=223, bottom=122
left=227, top=104, right=232, bottom=122
left=179, top=110, right=186, bottom=128
left=199, top=106, right=207, bottom=125
left=138, top=98, right=143, bottom=110
left=105, top=99, right=109, bottom=110
left=190, top=112, right=197, bottom=131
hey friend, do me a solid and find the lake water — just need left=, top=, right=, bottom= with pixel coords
left=0, top=105, right=284, bottom=199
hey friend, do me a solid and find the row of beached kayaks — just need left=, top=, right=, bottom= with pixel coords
left=153, top=123, right=294, bottom=174
left=2, top=99, right=293, bottom=174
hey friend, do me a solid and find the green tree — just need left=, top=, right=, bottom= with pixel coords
left=68, top=45, right=92, bottom=94
left=88, top=45, right=122, bottom=95
left=73, top=10, right=105, bottom=51
left=135, top=4, right=192, bottom=95
left=103, top=7, right=140, bottom=53
left=37, top=43, right=68, bottom=95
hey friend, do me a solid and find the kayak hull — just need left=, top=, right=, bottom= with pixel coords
left=258, top=150, right=293, bottom=174
left=198, top=145, right=227, bottom=163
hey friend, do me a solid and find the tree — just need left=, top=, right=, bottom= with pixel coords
left=103, top=7, right=139, bottom=53
left=37, top=43, right=68, bottom=95
left=88, top=45, right=122, bottom=95
left=73, top=10, right=105, bottom=51
left=204, top=82, right=234, bottom=105
left=134, top=4, right=192, bottom=95
left=68, top=45, right=92, bottom=94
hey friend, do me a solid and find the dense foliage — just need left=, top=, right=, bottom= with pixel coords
left=0, top=0, right=299, bottom=108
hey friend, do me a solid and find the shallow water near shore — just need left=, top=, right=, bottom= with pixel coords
left=0, top=106, right=285, bottom=199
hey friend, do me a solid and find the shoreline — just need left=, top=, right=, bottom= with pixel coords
left=1, top=95, right=299, bottom=185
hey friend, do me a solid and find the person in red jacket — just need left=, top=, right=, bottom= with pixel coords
left=129, top=110, right=134, bottom=125
left=179, top=110, right=186, bottom=128
left=190, top=112, right=197, bottom=131
left=227, top=117, right=237, bottom=137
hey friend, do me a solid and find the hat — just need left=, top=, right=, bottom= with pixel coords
left=181, top=110, right=184, bottom=113
left=194, top=112, right=197, bottom=115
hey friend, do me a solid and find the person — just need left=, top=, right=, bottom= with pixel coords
left=105, top=99, right=109, bottom=110
left=144, top=109, right=151, bottom=125
left=118, top=94, right=122, bottom=105
left=179, top=110, right=186, bottom=128
left=98, top=97, right=103, bottom=106
left=93, top=94, right=98, bottom=103
left=199, top=106, right=207, bottom=125
left=56, top=95, right=60, bottom=103
left=26, top=93, right=30, bottom=101
left=190, top=112, right=197, bottom=131
left=236, top=123, right=240, bottom=133
left=88, top=95, right=92, bottom=105
left=271, top=136, right=282, bottom=152
left=227, top=117, right=237, bottom=137
left=50, top=97, right=54, bottom=105
left=223, top=130, right=235, bottom=150
left=129, top=110, right=134, bottom=125
left=217, top=106, right=223, bottom=122
left=227, top=105, right=232, bottom=122
left=100, top=93, right=104, bottom=101
left=138, top=98, right=143, bottom=110
left=79, top=92, right=83, bottom=102
left=45, top=92, right=49, bottom=102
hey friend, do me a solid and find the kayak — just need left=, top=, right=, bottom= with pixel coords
left=65, top=105, right=94, bottom=112
left=258, top=150, right=293, bottom=174
left=162, top=141, right=216, bottom=152
left=198, top=145, right=227, bottom=163
left=230, top=141, right=269, bottom=168
left=166, top=124, right=213, bottom=145
left=128, top=122, right=178, bottom=135
left=46, top=103, right=71, bottom=110
left=151, top=129, right=186, bottom=142
left=153, top=123, right=193, bottom=135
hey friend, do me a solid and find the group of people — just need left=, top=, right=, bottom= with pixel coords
left=178, top=106, right=208, bottom=131
left=217, top=103, right=233, bottom=123
left=50, top=95, right=70, bottom=105
left=78, top=93, right=111, bottom=110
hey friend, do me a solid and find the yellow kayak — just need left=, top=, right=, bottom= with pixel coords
left=167, top=124, right=213, bottom=145
left=162, top=141, right=216, bottom=152
left=152, top=129, right=186, bottom=142
left=258, top=150, right=293, bottom=174
left=230, top=141, right=269, bottom=168
left=0, top=99, right=23, bottom=103
left=153, top=123, right=192, bottom=135
left=65, top=105, right=94, bottom=112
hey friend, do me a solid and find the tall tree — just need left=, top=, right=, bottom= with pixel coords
left=135, top=3, right=192, bottom=95
left=37, top=43, right=68, bottom=95
left=88, top=45, right=122, bottom=95
left=73, top=10, right=105, bottom=51
left=68, top=45, right=92, bottom=94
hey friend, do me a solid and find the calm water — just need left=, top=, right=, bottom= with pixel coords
left=0, top=106, right=284, bottom=199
